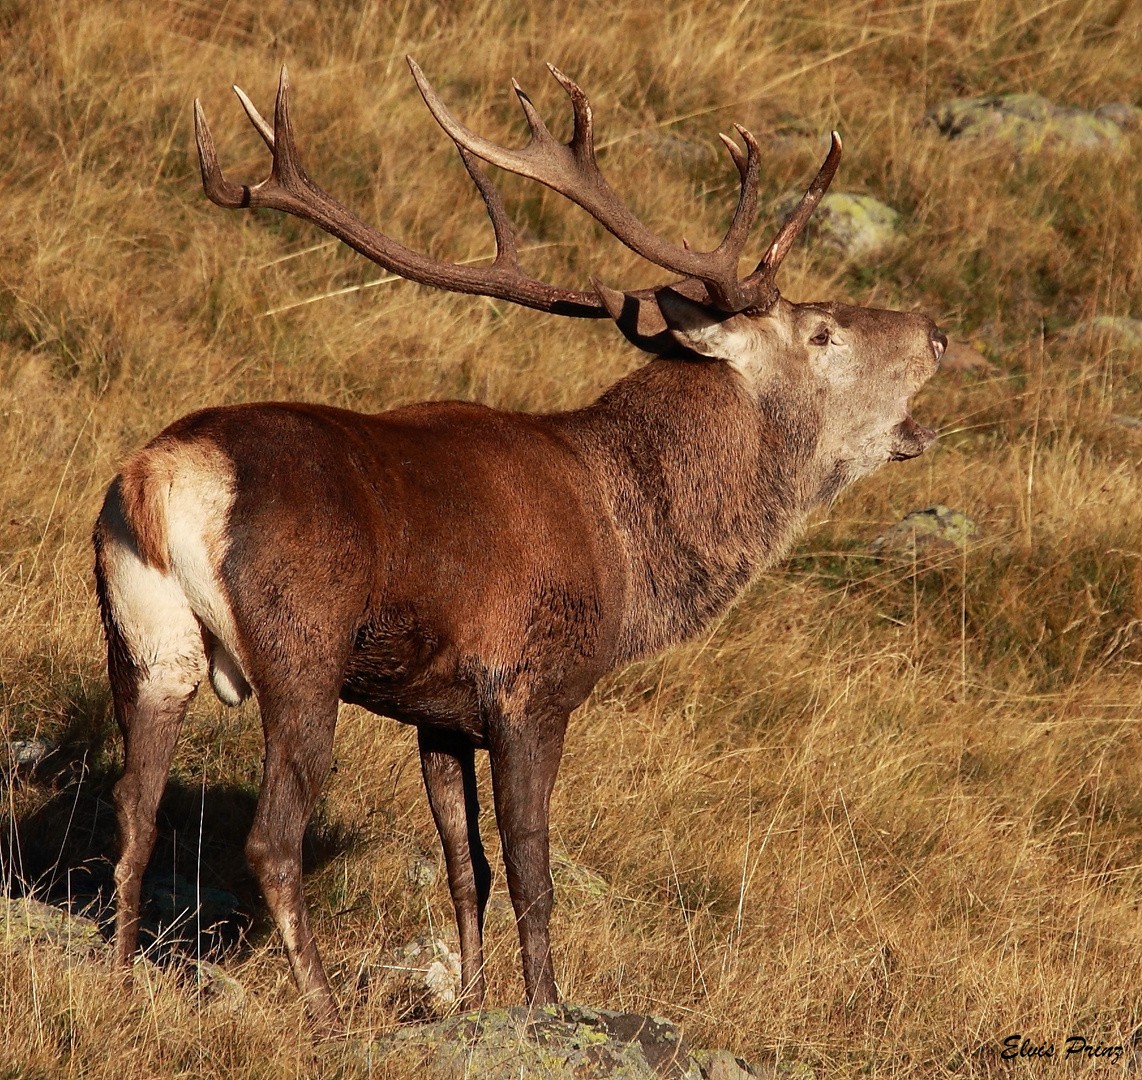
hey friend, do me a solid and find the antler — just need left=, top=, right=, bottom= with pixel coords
left=194, top=64, right=842, bottom=334
left=408, top=59, right=764, bottom=313
left=194, top=67, right=608, bottom=317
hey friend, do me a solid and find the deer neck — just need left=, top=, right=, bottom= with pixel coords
left=553, top=359, right=819, bottom=662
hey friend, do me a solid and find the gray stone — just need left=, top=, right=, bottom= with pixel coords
left=1095, top=102, right=1142, bottom=132
left=404, top=852, right=439, bottom=891
left=377, top=936, right=463, bottom=1014
left=4, top=738, right=53, bottom=772
left=778, top=191, right=901, bottom=258
left=375, top=1004, right=700, bottom=1079
left=0, top=897, right=105, bottom=957
left=1059, top=315, right=1142, bottom=350
left=195, top=961, right=247, bottom=1013
left=923, top=93, right=1123, bottom=152
left=635, top=132, right=720, bottom=171
left=871, top=505, right=979, bottom=556
left=143, top=872, right=239, bottom=932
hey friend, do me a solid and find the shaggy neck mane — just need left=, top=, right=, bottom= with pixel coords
left=549, top=358, right=820, bottom=661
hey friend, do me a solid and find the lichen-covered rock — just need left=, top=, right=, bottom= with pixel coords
left=1059, top=315, right=1142, bottom=350
left=195, top=961, right=247, bottom=1013
left=0, top=897, right=105, bottom=957
left=404, top=852, right=439, bottom=891
left=871, top=505, right=979, bottom=556
left=1095, top=102, right=1142, bottom=132
left=923, top=94, right=1123, bottom=152
left=376, top=1004, right=700, bottom=1079
left=778, top=191, right=901, bottom=258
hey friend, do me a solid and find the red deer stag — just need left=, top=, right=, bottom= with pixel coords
left=94, top=60, right=945, bottom=1030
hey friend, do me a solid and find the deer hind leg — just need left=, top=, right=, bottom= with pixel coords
left=245, top=691, right=340, bottom=1032
left=418, top=727, right=492, bottom=1006
left=95, top=518, right=206, bottom=971
left=488, top=707, right=569, bottom=1006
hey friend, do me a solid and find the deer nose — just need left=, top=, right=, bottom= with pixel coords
left=930, top=327, right=947, bottom=362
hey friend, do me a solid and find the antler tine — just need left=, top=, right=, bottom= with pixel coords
left=718, top=130, right=748, bottom=183
left=509, top=78, right=561, bottom=151
left=409, top=57, right=762, bottom=312
left=194, top=98, right=248, bottom=209
left=267, top=67, right=307, bottom=190
left=748, top=131, right=842, bottom=290
left=456, top=146, right=521, bottom=269
left=233, top=84, right=274, bottom=150
left=717, top=125, right=761, bottom=271
left=546, top=64, right=595, bottom=161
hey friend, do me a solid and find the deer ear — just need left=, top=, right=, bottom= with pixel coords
left=656, top=288, right=751, bottom=360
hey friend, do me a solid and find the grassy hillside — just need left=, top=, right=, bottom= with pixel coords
left=2, top=0, right=1142, bottom=1075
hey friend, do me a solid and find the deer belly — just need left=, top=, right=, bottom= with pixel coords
left=340, top=627, right=484, bottom=734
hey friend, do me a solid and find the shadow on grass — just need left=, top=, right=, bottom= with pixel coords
left=1, top=681, right=361, bottom=965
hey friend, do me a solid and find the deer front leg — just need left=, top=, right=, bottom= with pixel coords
left=418, top=727, right=492, bottom=1006
left=488, top=709, right=569, bottom=1005
left=245, top=694, right=340, bottom=1033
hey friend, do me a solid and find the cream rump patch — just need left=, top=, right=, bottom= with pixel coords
left=99, top=439, right=251, bottom=706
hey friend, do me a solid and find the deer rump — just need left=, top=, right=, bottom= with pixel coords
left=97, top=59, right=944, bottom=1032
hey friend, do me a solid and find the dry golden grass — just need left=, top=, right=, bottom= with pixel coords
left=3, top=0, right=1142, bottom=1075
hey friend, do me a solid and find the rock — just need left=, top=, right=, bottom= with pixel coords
left=383, top=936, right=463, bottom=1014
left=939, top=341, right=999, bottom=375
left=1095, top=102, right=1142, bottom=132
left=1059, top=315, right=1142, bottom=350
left=777, top=191, right=901, bottom=258
left=750, top=1063, right=817, bottom=1080
left=551, top=848, right=609, bottom=899
left=376, top=1003, right=700, bottom=1079
left=0, top=897, right=105, bottom=957
left=194, top=961, right=247, bottom=1013
left=4, top=738, right=53, bottom=772
left=923, top=93, right=1123, bottom=152
left=692, top=1048, right=758, bottom=1079
left=404, top=853, right=439, bottom=891
left=143, top=872, right=240, bottom=933
left=1110, top=414, right=1142, bottom=430
left=871, top=505, right=979, bottom=557
left=635, top=132, right=720, bottom=171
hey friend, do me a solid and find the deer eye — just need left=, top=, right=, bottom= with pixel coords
left=809, top=326, right=831, bottom=346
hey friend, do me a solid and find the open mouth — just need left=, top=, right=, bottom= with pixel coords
left=889, top=413, right=936, bottom=461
